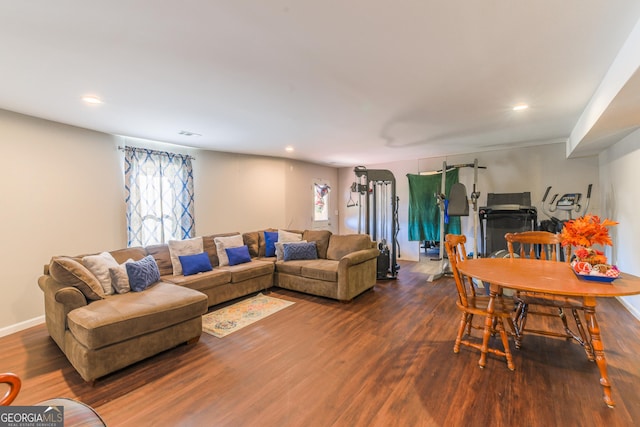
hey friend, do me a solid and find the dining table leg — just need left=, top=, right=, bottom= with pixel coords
left=583, top=296, right=615, bottom=408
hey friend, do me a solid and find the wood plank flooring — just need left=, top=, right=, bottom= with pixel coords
left=2, top=260, right=640, bottom=426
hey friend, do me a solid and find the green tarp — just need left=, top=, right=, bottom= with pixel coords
left=407, top=169, right=461, bottom=241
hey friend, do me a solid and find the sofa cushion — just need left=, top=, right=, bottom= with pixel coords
left=145, top=244, right=173, bottom=276
left=242, top=231, right=260, bottom=258
left=274, top=260, right=303, bottom=276
left=109, top=247, right=147, bottom=264
left=126, top=255, right=161, bottom=292
left=168, top=237, right=204, bottom=275
left=222, top=260, right=274, bottom=283
left=214, top=234, right=244, bottom=267
left=226, top=245, right=252, bottom=266
left=49, top=257, right=105, bottom=300
left=302, top=230, right=332, bottom=259
left=82, top=252, right=119, bottom=295
left=327, top=234, right=372, bottom=260
left=284, top=241, right=318, bottom=261
left=161, top=269, right=231, bottom=292
left=179, top=252, right=213, bottom=275
left=66, top=281, right=207, bottom=350
left=301, top=259, right=339, bottom=282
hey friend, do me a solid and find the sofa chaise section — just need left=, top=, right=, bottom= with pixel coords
left=38, top=274, right=207, bottom=383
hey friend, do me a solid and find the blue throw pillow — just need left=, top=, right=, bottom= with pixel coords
left=126, top=255, right=161, bottom=292
left=283, top=242, right=318, bottom=261
left=226, top=245, right=252, bottom=266
left=264, top=231, right=278, bottom=257
left=179, top=252, right=213, bottom=276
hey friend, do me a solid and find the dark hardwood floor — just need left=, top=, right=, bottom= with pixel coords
left=2, top=260, right=640, bottom=426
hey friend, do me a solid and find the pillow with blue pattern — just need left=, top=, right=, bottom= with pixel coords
left=283, top=241, right=318, bottom=261
left=126, top=255, right=161, bottom=292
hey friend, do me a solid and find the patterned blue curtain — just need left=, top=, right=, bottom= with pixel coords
left=124, top=147, right=195, bottom=246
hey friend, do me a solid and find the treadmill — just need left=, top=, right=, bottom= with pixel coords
left=479, top=192, right=537, bottom=257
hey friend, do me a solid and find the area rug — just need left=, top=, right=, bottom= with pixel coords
left=202, top=293, right=294, bottom=338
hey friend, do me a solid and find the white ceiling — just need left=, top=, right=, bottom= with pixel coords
left=2, top=1, right=640, bottom=166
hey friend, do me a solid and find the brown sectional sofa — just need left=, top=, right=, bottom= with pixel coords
left=38, top=230, right=378, bottom=383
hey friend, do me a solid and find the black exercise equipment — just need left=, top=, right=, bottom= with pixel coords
left=479, top=192, right=537, bottom=258
left=353, top=166, right=399, bottom=280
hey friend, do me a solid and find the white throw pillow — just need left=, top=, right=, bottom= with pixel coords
left=82, top=252, right=119, bottom=295
left=275, top=240, right=308, bottom=261
left=168, top=237, right=204, bottom=275
left=214, top=234, right=244, bottom=266
left=109, top=259, right=134, bottom=294
left=278, top=229, right=302, bottom=243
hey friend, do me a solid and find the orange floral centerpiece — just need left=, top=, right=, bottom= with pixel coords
left=560, top=214, right=619, bottom=278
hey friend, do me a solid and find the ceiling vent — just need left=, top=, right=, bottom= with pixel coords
left=179, top=130, right=202, bottom=137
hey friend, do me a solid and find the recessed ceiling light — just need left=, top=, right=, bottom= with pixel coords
left=285, top=146, right=294, bottom=152
left=81, top=95, right=103, bottom=105
left=513, top=104, right=529, bottom=111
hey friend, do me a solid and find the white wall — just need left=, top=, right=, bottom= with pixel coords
left=599, top=129, right=640, bottom=319
left=339, top=143, right=600, bottom=262
left=0, top=109, right=337, bottom=334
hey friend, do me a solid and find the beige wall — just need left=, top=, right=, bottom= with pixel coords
left=0, top=110, right=338, bottom=334
left=338, top=143, right=600, bottom=262
left=0, top=109, right=126, bottom=332
left=599, top=129, right=640, bottom=319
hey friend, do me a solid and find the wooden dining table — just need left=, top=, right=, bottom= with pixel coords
left=457, top=257, right=640, bottom=408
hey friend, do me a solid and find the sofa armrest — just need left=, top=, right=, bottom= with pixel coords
left=38, top=275, right=89, bottom=351
left=336, top=248, right=380, bottom=301
left=54, top=286, right=88, bottom=308
left=339, top=248, right=380, bottom=267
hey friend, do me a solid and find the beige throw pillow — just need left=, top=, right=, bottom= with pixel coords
left=82, top=252, right=119, bottom=295
left=278, top=229, right=302, bottom=243
left=214, top=234, right=244, bottom=267
left=168, top=237, right=204, bottom=276
left=109, top=259, right=134, bottom=294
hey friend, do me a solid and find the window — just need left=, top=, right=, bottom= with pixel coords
left=314, top=182, right=330, bottom=221
left=312, top=181, right=331, bottom=230
left=124, top=146, right=195, bottom=246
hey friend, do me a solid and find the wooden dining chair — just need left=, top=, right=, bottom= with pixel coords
left=444, top=234, right=518, bottom=370
left=505, top=231, right=593, bottom=359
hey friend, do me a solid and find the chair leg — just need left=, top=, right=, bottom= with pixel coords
left=558, top=308, right=574, bottom=341
left=454, top=313, right=467, bottom=354
left=516, top=303, right=529, bottom=347
left=572, top=309, right=595, bottom=361
left=507, top=316, right=522, bottom=349
left=498, top=319, right=515, bottom=371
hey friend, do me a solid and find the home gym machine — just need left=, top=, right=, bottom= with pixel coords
left=479, top=192, right=537, bottom=258
left=540, top=184, right=593, bottom=232
left=538, top=184, right=592, bottom=261
left=425, top=160, right=485, bottom=282
left=352, top=166, right=399, bottom=279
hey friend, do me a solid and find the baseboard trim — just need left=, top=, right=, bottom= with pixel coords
left=0, top=315, right=45, bottom=338
left=617, top=296, right=640, bottom=322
